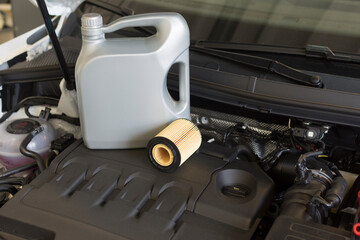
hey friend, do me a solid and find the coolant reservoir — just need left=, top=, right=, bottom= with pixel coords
left=0, top=118, right=55, bottom=169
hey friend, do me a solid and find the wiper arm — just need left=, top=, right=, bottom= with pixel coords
left=193, top=40, right=360, bottom=64
left=190, top=46, right=322, bottom=88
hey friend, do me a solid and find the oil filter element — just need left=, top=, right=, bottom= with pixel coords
left=147, top=119, right=202, bottom=172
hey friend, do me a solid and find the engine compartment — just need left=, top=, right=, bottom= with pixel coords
left=1, top=1, right=360, bottom=238
left=0, top=105, right=358, bottom=239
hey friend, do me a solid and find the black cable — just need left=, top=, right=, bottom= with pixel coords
left=0, top=96, right=59, bottom=124
left=23, top=105, right=80, bottom=125
left=35, top=0, right=74, bottom=90
left=19, top=127, right=45, bottom=172
left=0, top=184, right=18, bottom=195
left=49, top=113, right=80, bottom=125
left=191, top=161, right=230, bottom=212
left=0, top=163, right=37, bottom=178
left=0, top=95, right=78, bottom=143
left=24, top=105, right=38, bottom=118
left=0, top=177, right=26, bottom=186
left=19, top=96, right=59, bottom=105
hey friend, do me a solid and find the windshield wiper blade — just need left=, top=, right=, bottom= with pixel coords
left=193, top=41, right=360, bottom=64
left=305, top=45, right=360, bottom=63
left=190, top=46, right=322, bottom=88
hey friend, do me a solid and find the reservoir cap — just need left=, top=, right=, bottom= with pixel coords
left=81, top=13, right=103, bottom=28
left=6, top=119, right=40, bottom=134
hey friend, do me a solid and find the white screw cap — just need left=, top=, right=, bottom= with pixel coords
left=81, top=13, right=103, bottom=28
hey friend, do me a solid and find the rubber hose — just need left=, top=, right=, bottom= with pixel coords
left=0, top=163, right=37, bottom=178
left=0, top=177, right=26, bottom=186
left=236, top=145, right=258, bottom=162
left=0, top=184, right=18, bottom=195
left=324, top=176, right=348, bottom=209
left=19, top=127, right=45, bottom=172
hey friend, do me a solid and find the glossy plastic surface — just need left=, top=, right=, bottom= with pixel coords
left=0, top=118, right=55, bottom=169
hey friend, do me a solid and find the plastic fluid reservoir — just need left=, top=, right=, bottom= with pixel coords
left=75, top=12, right=190, bottom=149
left=0, top=118, right=55, bottom=170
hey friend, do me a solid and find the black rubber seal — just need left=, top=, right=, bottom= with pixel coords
left=6, top=119, right=40, bottom=134
left=147, top=136, right=181, bottom=173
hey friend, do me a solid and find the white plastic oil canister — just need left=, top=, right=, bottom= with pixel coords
left=75, top=13, right=190, bottom=149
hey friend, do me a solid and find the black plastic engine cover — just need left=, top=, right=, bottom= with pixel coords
left=0, top=140, right=274, bottom=240
left=266, top=216, right=351, bottom=240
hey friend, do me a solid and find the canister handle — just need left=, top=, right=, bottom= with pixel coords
left=102, top=12, right=183, bottom=40
left=174, top=51, right=190, bottom=113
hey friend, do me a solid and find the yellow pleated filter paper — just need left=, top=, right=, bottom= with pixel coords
left=147, top=119, right=202, bottom=172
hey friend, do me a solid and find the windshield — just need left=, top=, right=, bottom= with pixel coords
left=111, top=0, right=360, bottom=53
